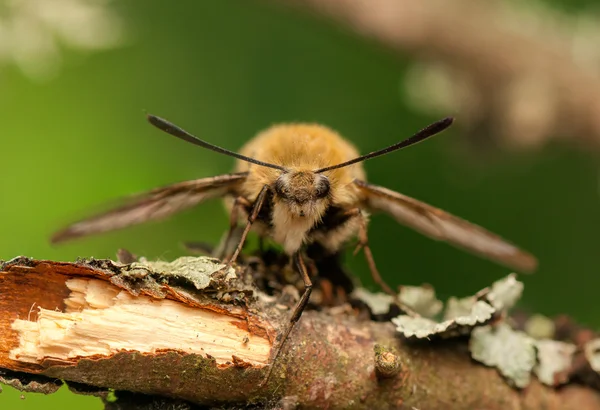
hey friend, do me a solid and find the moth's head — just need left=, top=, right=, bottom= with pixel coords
left=273, top=171, right=331, bottom=218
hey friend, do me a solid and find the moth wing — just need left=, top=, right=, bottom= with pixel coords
left=354, top=179, right=537, bottom=273
left=51, top=172, right=247, bottom=243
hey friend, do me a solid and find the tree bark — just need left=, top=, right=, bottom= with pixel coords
left=1, top=257, right=599, bottom=409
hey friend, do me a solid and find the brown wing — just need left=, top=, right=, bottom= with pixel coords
left=51, top=172, right=248, bottom=244
left=354, top=179, right=537, bottom=273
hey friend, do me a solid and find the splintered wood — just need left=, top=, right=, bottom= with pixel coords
left=0, top=258, right=273, bottom=374
left=10, top=278, right=270, bottom=367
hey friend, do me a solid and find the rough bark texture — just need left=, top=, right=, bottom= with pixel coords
left=272, top=0, right=600, bottom=150
left=1, top=257, right=600, bottom=409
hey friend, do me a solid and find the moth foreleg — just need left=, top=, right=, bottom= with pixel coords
left=223, top=185, right=269, bottom=269
left=262, top=251, right=313, bottom=385
left=221, top=196, right=253, bottom=260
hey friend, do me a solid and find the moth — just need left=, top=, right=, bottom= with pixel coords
left=52, top=115, right=537, bottom=376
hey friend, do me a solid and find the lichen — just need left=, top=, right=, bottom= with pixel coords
left=392, top=274, right=524, bottom=340
left=585, top=338, right=600, bottom=373
left=486, top=273, right=523, bottom=311
left=524, top=314, right=556, bottom=339
left=470, top=323, right=536, bottom=388
left=80, top=256, right=256, bottom=305
left=398, top=285, right=443, bottom=319
left=443, top=296, right=476, bottom=320
left=351, top=288, right=394, bottom=315
left=393, top=301, right=494, bottom=339
left=534, top=339, right=576, bottom=386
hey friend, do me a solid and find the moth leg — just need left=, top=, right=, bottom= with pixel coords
left=345, top=207, right=419, bottom=317
left=262, top=251, right=312, bottom=385
left=220, top=196, right=253, bottom=260
left=223, top=185, right=269, bottom=269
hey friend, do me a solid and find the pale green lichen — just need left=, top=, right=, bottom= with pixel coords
left=398, top=285, right=443, bottom=319
left=81, top=256, right=254, bottom=304
left=524, top=314, right=555, bottom=340
left=392, top=301, right=494, bottom=339
left=128, top=256, right=237, bottom=290
left=393, top=274, right=523, bottom=339
left=443, top=296, right=476, bottom=321
left=584, top=338, right=600, bottom=372
left=534, top=339, right=575, bottom=386
left=351, top=288, right=394, bottom=315
left=353, top=283, right=444, bottom=318
left=487, top=273, right=523, bottom=311
left=470, top=323, right=536, bottom=388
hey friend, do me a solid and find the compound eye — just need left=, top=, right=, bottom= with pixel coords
left=315, top=177, right=330, bottom=199
left=274, top=178, right=288, bottom=198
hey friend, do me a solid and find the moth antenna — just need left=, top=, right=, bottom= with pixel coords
left=147, top=114, right=288, bottom=172
left=314, top=117, right=454, bottom=173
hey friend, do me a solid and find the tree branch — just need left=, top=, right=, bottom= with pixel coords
left=271, top=0, right=600, bottom=151
left=1, top=257, right=599, bottom=409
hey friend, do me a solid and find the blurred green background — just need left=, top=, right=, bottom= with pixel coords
left=1, top=0, right=599, bottom=408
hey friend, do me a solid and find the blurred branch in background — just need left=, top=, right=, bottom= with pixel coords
left=274, top=0, right=600, bottom=151
left=0, top=0, right=125, bottom=81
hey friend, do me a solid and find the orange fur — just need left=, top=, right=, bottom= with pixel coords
left=229, top=123, right=366, bottom=254
left=235, top=123, right=365, bottom=201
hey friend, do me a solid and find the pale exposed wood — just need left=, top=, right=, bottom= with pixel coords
left=10, top=278, right=271, bottom=367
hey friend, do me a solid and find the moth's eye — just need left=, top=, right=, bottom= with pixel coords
left=274, top=179, right=288, bottom=198
left=315, top=178, right=330, bottom=199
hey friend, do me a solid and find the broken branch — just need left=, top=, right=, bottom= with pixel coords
left=1, top=257, right=599, bottom=409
